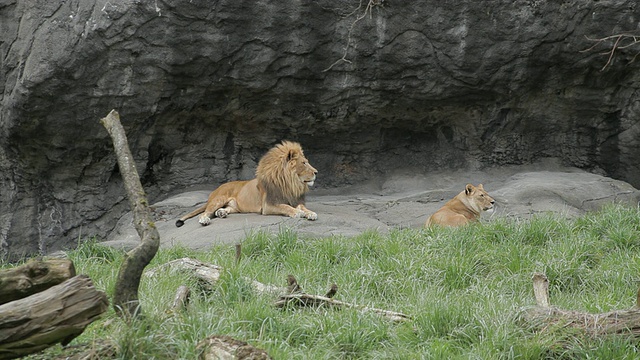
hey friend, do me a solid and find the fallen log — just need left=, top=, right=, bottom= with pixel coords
left=145, top=257, right=286, bottom=295
left=0, top=258, right=75, bottom=305
left=146, top=257, right=222, bottom=288
left=276, top=293, right=411, bottom=322
left=522, top=272, right=640, bottom=337
left=275, top=275, right=411, bottom=322
left=0, top=275, right=109, bottom=360
left=146, top=259, right=410, bottom=321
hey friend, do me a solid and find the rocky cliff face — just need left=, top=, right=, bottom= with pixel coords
left=1, top=0, right=639, bottom=258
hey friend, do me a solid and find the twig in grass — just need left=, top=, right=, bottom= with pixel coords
left=235, top=244, right=242, bottom=264
left=287, top=274, right=303, bottom=294
left=145, top=260, right=410, bottom=321
left=276, top=275, right=410, bottom=322
left=169, top=285, right=191, bottom=313
left=325, top=283, right=338, bottom=298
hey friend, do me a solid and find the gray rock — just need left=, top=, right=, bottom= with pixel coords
left=102, top=166, right=640, bottom=252
left=1, top=1, right=639, bottom=258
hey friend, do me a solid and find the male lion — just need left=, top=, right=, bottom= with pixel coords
left=424, top=184, right=495, bottom=227
left=175, top=141, right=318, bottom=227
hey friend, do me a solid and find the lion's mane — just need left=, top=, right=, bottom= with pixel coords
left=256, top=141, right=309, bottom=206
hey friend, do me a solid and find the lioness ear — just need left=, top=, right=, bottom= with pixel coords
left=465, top=183, right=475, bottom=195
left=478, top=184, right=484, bottom=190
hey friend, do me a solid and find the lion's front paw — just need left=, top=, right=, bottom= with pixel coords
left=305, top=211, right=318, bottom=221
left=215, top=208, right=228, bottom=218
left=290, top=209, right=306, bottom=218
left=198, top=215, right=212, bottom=226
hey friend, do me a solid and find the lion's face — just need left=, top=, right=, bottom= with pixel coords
left=290, top=153, right=317, bottom=187
left=465, top=184, right=495, bottom=213
left=256, top=141, right=317, bottom=204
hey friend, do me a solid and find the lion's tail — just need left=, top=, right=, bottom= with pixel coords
left=175, top=204, right=207, bottom=227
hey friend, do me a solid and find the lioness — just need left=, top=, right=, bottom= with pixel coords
left=424, top=184, right=495, bottom=227
left=175, top=141, right=317, bottom=227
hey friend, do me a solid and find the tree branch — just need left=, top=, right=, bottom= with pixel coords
left=581, top=33, right=640, bottom=71
left=276, top=275, right=411, bottom=322
left=323, top=0, right=385, bottom=72
left=100, top=110, right=160, bottom=318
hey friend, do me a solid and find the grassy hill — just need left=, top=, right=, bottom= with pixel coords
left=14, top=203, right=640, bottom=359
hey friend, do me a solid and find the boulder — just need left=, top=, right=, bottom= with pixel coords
left=103, top=165, right=640, bottom=251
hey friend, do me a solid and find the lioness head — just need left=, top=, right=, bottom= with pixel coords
left=464, top=183, right=495, bottom=214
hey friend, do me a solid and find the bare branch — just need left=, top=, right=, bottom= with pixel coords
left=581, top=33, right=640, bottom=71
left=276, top=275, right=410, bottom=322
left=323, top=0, right=385, bottom=72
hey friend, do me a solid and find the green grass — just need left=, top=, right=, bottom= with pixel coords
left=9, top=203, right=640, bottom=359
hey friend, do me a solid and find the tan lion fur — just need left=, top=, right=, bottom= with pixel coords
left=257, top=141, right=309, bottom=206
left=424, top=184, right=495, bottom=227
left=176, top=141, right=317, bottom=227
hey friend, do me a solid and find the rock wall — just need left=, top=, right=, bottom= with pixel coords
left=1, top=0, right=639, bottom=258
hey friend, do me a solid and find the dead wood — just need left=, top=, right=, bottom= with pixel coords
left=196, top=335, right=271, bottom=360
left=235, top=244, right=242, bottom=264
left=276, top=275, right=411, bottom=322
left=146, top=259, right=409, bottom=321
left=0, top=258, right=75, bottom=305
left=286, top=274, right=302, bottom=294
left=325, top=283, right=338, bottom=298
left=50, top=340, right=117, bottom=360
left=532, top=272, right=550, bottom=308
left=276, top=293, right=411, bottom=322
left=146, top=257, right=222, bottom=288
left=0, top=275, right=108, bottom=360
left=100, top=109, right=160, bottom=318
left=170, top=285, right=191, bottom=312
left=523, top=272, right=640, bottom=338
left=145, top=257, right=287, bottom=295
